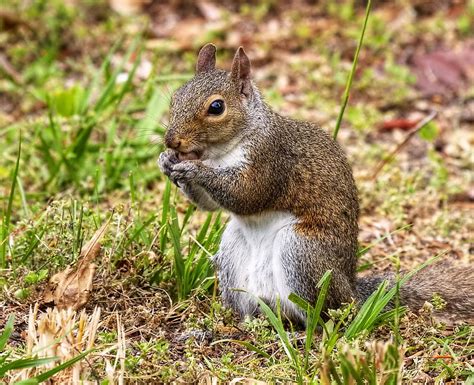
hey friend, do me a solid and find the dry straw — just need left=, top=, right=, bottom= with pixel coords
left=8, top=305, right=126, bottom=384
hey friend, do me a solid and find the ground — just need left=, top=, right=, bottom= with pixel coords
left=0, top=0, right=473, bottom=383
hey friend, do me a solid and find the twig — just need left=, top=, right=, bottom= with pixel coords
left=0, top=53, right=23, bottom=85
left=370, top=111, right=437, bottom=180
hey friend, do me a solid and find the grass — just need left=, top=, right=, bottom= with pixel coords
left=333, top=0, right=372, bottom=140
left=0, top=139, right=21, bottom=268
left=1, top=0, right=473, bottom=383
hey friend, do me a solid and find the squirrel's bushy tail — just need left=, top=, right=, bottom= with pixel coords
left=356, top=263, right=474, bottom=322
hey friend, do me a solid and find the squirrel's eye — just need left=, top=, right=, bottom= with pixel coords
left=208, top=99, right=225, bottom=115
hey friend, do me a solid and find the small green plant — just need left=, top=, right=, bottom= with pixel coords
left=230, top=254, right=442, bottom=383
left=166, top=202, right=224, bottom=300
left=345, top=254, right=441, bottom=339
left=289, top=270, right=333, bottom=373
left=430, top=293, right=447, bottom=311
left=36, top=39, right=139, bottom=189
left=224, top=271, right=333, bottom=384
left=46, top=85, right=86, bottom=117
left=151, top=180, right=225, bottom=300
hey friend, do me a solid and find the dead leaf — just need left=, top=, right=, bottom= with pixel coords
left=410, top=45, right=474, bottom=98
left=43, top=218, right=111, bottom=310
left=379, top=118, right=420, bottom=132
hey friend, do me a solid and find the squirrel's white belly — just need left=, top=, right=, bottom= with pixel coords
left=214, top=211, right=301, bottom=319
left=202, top=137, right=247, bottom=169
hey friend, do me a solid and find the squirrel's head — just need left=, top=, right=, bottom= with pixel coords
left=165, top=44, right=256, bottom=161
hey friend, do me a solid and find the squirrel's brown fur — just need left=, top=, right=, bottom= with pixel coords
left=159, top=44, right=474, bottom=324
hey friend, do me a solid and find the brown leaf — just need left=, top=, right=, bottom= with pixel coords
left=410, top=44, right=474, bottom=98
left=379, top=118, right=420, bottom=132
left=43, top=218, right=111, bottom=310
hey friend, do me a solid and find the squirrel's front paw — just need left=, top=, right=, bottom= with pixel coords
left=158, top=150, right=179, bottom=178
left=170, top=161, right=200, bottom=186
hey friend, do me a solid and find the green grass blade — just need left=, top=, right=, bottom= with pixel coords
left=70, top=122, right=95, bottom=164
left=73, top=202, right=84, bottom=257
left=31, top=350, right=92, bottom=382
left=114, top=43, right=143, bottom=108
left=345, top=281, right=387, bottom=339
left=304, top=270, right=332, bottom=371
left=168, top=206, right=186, bottom=298
left=123, top=214, right=157, bottom=249
left=180, top=205, right=195, bottom=234
left=288, top=271, right=332, bottom=371
left=0, top=315, right=15, bottom=351
left=159, top=180, right=171, bottom=253
left=241, top=291, right=303, bottom=383
left=79, top=38, right=123, bottom=115
left=16, top=175, right=30, bottom=218
left=346, top=253, right=442, bottom=338
left=338, top=354, right=364, bottom=383
left=333, top=0, right=372, bottom=140
left=94, top=36, right=140, bottom=113
left=357, top=224, right=411, bottom=257
left=288, top=293, right=311, bottom=311
left=1, top=138, right=21, bottom=268
left=189, top=212, right=213, bottom=258
left=0, top=357, right=58, bottom=378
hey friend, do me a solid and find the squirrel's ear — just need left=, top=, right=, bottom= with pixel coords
left=196, top=43, right=216, bottom=74
left=231, top=47, right=251, bottom=97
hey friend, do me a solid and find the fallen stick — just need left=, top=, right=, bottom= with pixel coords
left=370, top=111, right=437, bottom=180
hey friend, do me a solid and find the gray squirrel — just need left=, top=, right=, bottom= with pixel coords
left=159, top=44, right=474, bottom=324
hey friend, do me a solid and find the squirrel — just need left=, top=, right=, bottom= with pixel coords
left=159, top=44, right=474, bottom=325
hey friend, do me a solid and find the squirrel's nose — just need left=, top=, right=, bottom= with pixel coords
left=165, top=137, right=181, bottom=150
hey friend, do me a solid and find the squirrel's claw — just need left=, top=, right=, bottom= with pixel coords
left=158, top=150, right=179, bottom=178
left=170, top=161, right=200, bottom=186
left=159, top=150, right=200, bottom=187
